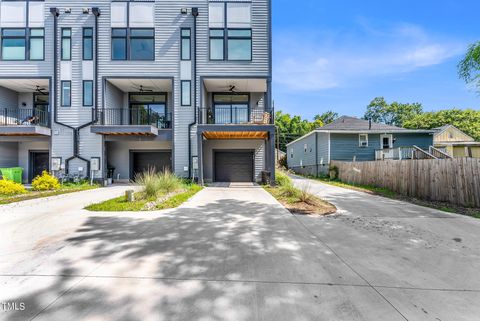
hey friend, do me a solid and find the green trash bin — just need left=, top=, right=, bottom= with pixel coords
left=0, top=167, right=23, bottom=184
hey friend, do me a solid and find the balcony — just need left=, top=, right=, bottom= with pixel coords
left=92, top=107, right=172, bottom=136
left=0, top=108, right=51, bottom=136
left=199, top=107, right=273, bottom=125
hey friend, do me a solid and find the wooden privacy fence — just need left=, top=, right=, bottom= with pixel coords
left=331, top=158, right=480, bottom=207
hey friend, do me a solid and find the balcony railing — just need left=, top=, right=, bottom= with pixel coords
left=199, top=107, right=273, bottom=125
left=98, top=108, right=172, bottom=129
left=0, top=108, right=49, bottom=127
left=375, top=146, right=438, bottom=160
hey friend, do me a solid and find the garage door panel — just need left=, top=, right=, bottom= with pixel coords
left=131, top=151, right=172, bottom=179
left=215, top=151, right=254, bottom=182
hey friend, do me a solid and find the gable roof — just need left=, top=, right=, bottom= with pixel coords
left=286, top=115, right=434, bottom=147
left=433, top=124, right=475, bottom=142
left=320, top=116, right=403, bottom=131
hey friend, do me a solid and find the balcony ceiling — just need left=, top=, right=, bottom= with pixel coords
left=0, top=79, right=49, bottom=93
left=108, top=79, right=172, bottom=93
left=203, top=131, right=268, bottom=140
left=203, top=79, right=267, bottom=93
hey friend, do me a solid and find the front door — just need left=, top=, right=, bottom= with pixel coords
left=380, top=135, right=393, bottom=158
left=30, top=151, right=49, bottom=181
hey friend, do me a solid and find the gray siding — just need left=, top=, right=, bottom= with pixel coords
left=393, top=133, right=433, bottom=150
left=0, top=143, right=18, bottom=168
left=0, top=86, right=18, bottom=108
left=287, top=133, right=316, bottom=168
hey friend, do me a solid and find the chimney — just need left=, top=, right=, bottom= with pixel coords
left=368, top=118, right=372, bottom=130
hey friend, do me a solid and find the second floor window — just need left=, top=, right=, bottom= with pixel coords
left=181, top=28, right=191, bottom=60
left=111, top=28, right=154, bottom=61
left=83, top=28, right=93, bottom=60
left=61, top=81, right=71, bottom=107
left=1, top=28, right=44, bottom=61
left=61, top=28, right=71, bottom=61
left=83, top=81, right=93, bottom=107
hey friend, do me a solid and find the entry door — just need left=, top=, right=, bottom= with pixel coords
left=214, top=151, right=254, bottom=182
left=30, top=151, right=49, bottom=181
left=380, top=135, right=393, bottom=158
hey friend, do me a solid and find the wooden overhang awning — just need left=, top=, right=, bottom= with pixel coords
left=90, top=125, right=159, bottom=136
left=202, top=131, right=269, bottom=140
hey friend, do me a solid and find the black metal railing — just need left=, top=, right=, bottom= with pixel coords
left=199, top=107, right=273, bottom=125
left=98, top=108, right=172, bottom=129
left=0, top=108, right=49, bottom=127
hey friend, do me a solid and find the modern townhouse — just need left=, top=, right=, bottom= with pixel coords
left=0, top=0, right=275, bottom=184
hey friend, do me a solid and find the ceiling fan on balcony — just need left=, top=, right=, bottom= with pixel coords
left=133, top=85, right=154, bottom=93
left=34, top=86, right=48, bottom=95
left=219, top=84, right=239, bottom=93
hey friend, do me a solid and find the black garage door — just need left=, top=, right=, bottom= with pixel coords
left=214, top=151, right=254, bottom=182
left=131, top=151, right=172, bottom=179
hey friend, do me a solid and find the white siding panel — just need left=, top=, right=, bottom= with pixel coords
left=28, top=2, right=45, bottom=28
left=129, top=2, right=154, bottom=28
left=60, top=61, right=72, bottom=80
left=0, top=2, right=26, bottom=27
left=208, top=3, right=224, bottom=28
left=110, top=2, right=127, bottom=28
left=82, top=61, right=94, bottom=80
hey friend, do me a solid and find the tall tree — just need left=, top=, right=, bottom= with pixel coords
left=314, top=111, right=339, bottom=125
left=458, top=41, right=480, bottom=89
left=364, top=97, right=423, bottom=127
left=403, top=109, right=480, bottom=141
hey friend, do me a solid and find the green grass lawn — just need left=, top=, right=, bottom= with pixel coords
left=0, top=183, right=98, bottom=205
left=85, top=183, right=203, bottom=212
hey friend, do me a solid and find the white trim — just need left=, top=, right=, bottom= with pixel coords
left=358, top=134, right=368, bottom=147
left=285, top=131, right=317, bottom=147
left=380, top=134, right=393, bottom=149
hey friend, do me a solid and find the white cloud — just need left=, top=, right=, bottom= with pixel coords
left=274, top=23, right=465, bottom=91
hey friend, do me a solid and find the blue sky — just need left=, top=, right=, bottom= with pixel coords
left=272, top=0, right=480, bottom=120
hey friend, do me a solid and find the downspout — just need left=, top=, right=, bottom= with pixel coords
left=187, top=8, right=199, bottom=179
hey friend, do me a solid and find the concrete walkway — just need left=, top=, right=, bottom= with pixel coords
left=0, top=182, right=479, bottom=320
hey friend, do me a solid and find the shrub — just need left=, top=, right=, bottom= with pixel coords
left=278, top=155, right=288, bottom=169
left=136, top=169, right=182, bottom=199
left=32, top=171, right=60, bottom=191
left=280, top=183, right=300, bottom=199
left=298, top=184, right=316, bottom=205
left=0, top=179, right=27, bottom=196
left=275, top=171, right=292, bottom=187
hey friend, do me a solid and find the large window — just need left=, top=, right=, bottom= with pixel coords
left=83, top=81, right=94, bottom=107
left=83, top=28, right=93, bottom=60
left=29, top=29, right=44, bottom=60
left=111, top=28, right=154, bottom=60
left=129, top=93, right=168, bottom=128
left=61, top=28, right=71, bottom=61
left=208, top=2, right=252, bottom=61
left=213, top=94, right=249, bottom=124
left=181, top=28, right=191, bottom=61
left=1, top=28, right=44, bottom=61
left=61, top=81, right=71, bottom=107
left=1, top=29, right=26, bottom=60
left=181, top=81, right=191, bottom=106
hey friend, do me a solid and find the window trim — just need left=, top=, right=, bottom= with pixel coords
left=61, top=81, right=71, bottom=107
left=0, top=28, right=44, bottom=61
left=226, top=28, right=252, bottom=61
left=181, top=80, right=191, bottom=106
left=82, top=80, right=94, bottom=107
left=111, top=28, right=155, bottom=61
left=61, top=28, right=72, bottom=61
left=359, top=134, right=369, bottom=148
left=82, top=27, right=93, bottom=61
left=180, top=28, right=191, bottom=61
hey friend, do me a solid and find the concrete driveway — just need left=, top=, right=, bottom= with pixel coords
left=0, top=181, right=479, bottom=320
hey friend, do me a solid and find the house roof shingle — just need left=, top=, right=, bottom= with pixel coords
left=319, top=116, right=404, bottom=131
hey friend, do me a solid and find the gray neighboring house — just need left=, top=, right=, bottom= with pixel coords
left=287, top=116, right=435, bottom=176
left=0, top=0, right=274, bottom=184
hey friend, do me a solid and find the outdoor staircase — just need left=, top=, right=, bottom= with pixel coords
left=412, top=145, right=453, bottom=160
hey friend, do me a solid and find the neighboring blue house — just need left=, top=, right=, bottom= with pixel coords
left=287, top=116, right=435, bottom=176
